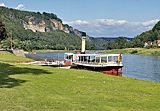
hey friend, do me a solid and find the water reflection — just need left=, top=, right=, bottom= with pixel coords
left=25, top=52, right=160, bottom=83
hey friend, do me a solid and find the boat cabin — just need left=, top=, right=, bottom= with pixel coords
left=65, top=53, right=122, bottom=67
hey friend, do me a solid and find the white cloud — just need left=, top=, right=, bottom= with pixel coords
left=63, top=19, right=159, bottom=37
left=0, top=3, right=5, bottom=7
left=15, top=4, right=25, bottom=10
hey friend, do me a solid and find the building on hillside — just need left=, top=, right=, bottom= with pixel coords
left=144, top=41, right=152, bottom=47
left=157, top=40, right=160, bottom=46
left=144, top=40, right=160, bottom=47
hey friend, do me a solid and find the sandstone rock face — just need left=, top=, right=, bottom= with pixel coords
left=50, top=19, right=63, bottom=31
left=63, top=25, right=75, bottom=34
left=21, top=17, right=50, bottom=32
left=73, top=29, right=82, bottom=36
left=63, top=26, right=70, bottom=33
left=18, top=16, right=85, bottom=38
left=20, top=19, right=29, bottom=29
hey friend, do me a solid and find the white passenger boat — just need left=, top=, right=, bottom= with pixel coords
left=65, top=33, right=123, bottom=76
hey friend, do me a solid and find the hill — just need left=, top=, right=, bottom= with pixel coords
left=0, top=6, right=97, bottom=51
left=88, top=37, right=134, bottom=50
left=102, top=20, right=160, bottom=49
left=131, top=20, right=160, bottom=47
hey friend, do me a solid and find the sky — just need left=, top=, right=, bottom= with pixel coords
left=0, top=0, right=160, bottom=38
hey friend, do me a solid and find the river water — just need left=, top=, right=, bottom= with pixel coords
left=25, top=52, right=160, bottom=83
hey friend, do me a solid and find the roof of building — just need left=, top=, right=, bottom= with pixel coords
left=157, top=40, right=160, bottom=44
left=145, top=42, right=152, bottom=44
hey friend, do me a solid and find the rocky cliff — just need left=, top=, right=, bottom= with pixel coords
left=19, top=16, right=84, bottom=37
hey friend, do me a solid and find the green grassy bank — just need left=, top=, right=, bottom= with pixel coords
left=98, top=48, right=160, bottom=56
left=32, top=48, right=160, bottom=56
left=0, top=51, right=160, bottom=110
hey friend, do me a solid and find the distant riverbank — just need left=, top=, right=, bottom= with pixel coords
left=31, top=48, right=160, bottom=56
left=98, top=48, right=160, bottom=56
left=31, top=50, right=97, bottom=53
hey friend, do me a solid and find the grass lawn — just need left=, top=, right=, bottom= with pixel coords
left=32, top=48, right=160, bottom=56
left=98, top=48, right=160, bottom=56
left=0, top=51, right=160, bottom=110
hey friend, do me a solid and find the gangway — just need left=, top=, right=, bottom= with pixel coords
left=15, top=59, right=70, bottom=67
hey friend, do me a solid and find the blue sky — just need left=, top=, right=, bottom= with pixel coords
left=0, top=0, right=160, bottom=37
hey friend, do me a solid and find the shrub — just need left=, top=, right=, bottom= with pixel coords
left=152, top=44, right=157, bottom=48
left=131, top=50, right=138, bottom=54
left=146, top=45, right=151, bottom=49
left=151, top=51, right=160, bottom=56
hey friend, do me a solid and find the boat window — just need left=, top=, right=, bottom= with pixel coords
left=85, top=56, right=89, bottom=61
left=101, top=57, right=107, bottom=63
left=90, top=56, right=95, bottom=62
left=113, top=56, right=118, bottom=62
left=108, top=56, right=113, bottom=62
left=74, top=55, right=79, bottom=61
left=108, top=56, right=118, bottom=62
left=96, top=57, right=100, bottom=63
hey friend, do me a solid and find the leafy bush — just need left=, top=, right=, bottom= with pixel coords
left=151, top=51, right=160, bottom=56
left=152, top=44, right=157, bottom=48
left=131, top=50, right=138, bottom=54
left=146, top=45, right=151, bottom=49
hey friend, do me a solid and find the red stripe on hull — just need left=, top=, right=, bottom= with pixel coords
left=98, top=69, right=122, bottom=76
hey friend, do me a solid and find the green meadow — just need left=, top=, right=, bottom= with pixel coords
left=98, top=48, right=160, bottom=56
left=0, top=51, right=160, bottom=110
left=31, top=48, right=160, bottom=56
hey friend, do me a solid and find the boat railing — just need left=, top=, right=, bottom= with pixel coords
left=73, top=60, right=122, bottom=65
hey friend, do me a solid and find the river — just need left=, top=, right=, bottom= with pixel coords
left=25, top=52, right=160, bottom=83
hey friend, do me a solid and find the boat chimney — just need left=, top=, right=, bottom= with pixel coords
left=81, top=32, right=86, bottom=54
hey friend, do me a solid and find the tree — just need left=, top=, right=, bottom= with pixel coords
left=0, top=20, right=8, bottom=41
left=12, top=39, right=20, bottom=49
left=115, top=37, right=128, bottom=49
left=133, top=39, right=143, bottom=47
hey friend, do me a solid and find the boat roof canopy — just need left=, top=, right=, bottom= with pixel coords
left=65, top=53, right=121, bottom=57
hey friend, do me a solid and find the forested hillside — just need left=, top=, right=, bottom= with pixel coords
left=0, top=20, right=7, bottom=40
left=0, top=6, right=97, bottom=51
left=103, top=20, right=160, bottom=49
left=131, top=20, right=160, bottom=47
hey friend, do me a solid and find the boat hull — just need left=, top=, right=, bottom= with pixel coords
left=75, top=65, right=123, bottom=76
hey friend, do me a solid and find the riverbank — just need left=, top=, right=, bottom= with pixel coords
left=98, top=48, right=160, bottom=56
left=31, top=48, right=160, bottom=56
left=31, top=50, right=98, bottom=53
left=31, top=50, right=74, bottom=53
left=0, top=51, right=160, bottom=110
